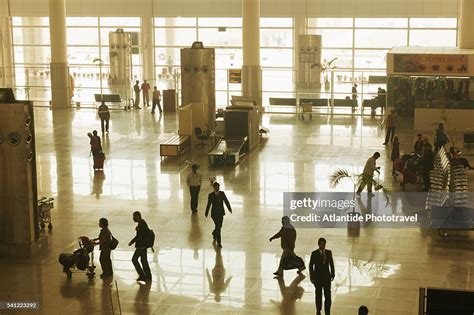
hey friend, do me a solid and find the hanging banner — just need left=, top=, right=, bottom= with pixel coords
left=393, top=54, right=469, bottom=74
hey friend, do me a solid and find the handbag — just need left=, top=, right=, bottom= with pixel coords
left=110, top=235, right=119, bottom=250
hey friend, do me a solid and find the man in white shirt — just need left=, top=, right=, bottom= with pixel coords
left=356, top=152, right=381, bottom=197
left=186, top=164, right=202, bottom=214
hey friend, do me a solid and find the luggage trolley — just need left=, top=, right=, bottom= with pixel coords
left=38, top=197, right=54, bottom=230
left=59, top=236, right=97, bottom=279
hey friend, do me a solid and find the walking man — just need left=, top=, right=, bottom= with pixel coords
left=151, top=86, right=162, bottom=114
left=186, top=164, right=202, bottom=214
left=94, top=218, right=113, bottom=278
left=98, top=100, right=110, bottom=133
left=269, top=216, right=305, bottom=277
left=128, top=211, right=152, bottom=282
left=356, top=152, right=381, bottom=197
left=141, top=80, right=150, bottom=107
left=309, top=238, right=335, bottom=315
left=205, top=182, right=232, bottom=248
left=383, top=109, right=399, bottom=145
left=133, top=80, right=141, bottom=109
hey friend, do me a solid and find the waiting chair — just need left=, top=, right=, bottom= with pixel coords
left=195, top=127, right=209, bottom=148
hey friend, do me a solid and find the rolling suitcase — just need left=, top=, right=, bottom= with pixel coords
left=93, top=152, right=106, bottom=170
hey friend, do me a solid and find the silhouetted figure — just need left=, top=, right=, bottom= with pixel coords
left=383, top=109, right=399, bottom=145
left=356, top=152, right=381, bottom=197
left=133, top=81, right=141, bottom=109
left=98, top=101, right=110, bottom=133
left=434, top=123, right=449, bottom=152
left=93, top=218, right=113, bottom=278
left=88, top=130, right=102, bottom=157
left=309, top=238, right=335, bottom=315
left=128, top=211, right=152, bottom=282
left=419, top=144, right=435, bottom=192
left=186, top=164, right=202, bottom=214
left=413, top=133, right=424, bottom=155
left=205, top=182, right=232, bottom=248
left=141, top=80, right=150, bottom=107
left=151, top=86, right=162, bottom=114
left=269, top=216, right=305, bottom=277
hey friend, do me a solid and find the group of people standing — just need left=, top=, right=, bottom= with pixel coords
left=133, top=80, right=163, bottom=114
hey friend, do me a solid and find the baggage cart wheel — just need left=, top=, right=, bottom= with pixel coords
left=48, top=223, right=53, bottom=230
left=40, top=222, right=45, bottom=229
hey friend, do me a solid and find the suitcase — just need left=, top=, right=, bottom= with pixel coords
left=93, top=152, right=106, bottom=170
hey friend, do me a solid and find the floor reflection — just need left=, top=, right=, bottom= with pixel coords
left=207, top=244, right=233, bottom=302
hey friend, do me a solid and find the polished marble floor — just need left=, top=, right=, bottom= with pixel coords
left=1, top=107, right=474, bottom=315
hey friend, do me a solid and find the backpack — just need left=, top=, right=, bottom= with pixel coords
left=110, top=234, right=119, bottom=250
left=144, top=229, right=155, bottom=249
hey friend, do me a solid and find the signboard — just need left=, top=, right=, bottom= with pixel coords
left=393, top=54, right=469, bottom=74
left=228, top=69, right=241, bottom=84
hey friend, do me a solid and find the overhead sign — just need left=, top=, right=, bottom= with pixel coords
left=228, top=69, right=241, bottom=84
left=393, top=54, right=469, bottom=74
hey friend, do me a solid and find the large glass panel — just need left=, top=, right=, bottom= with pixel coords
left=67, top=28, right=99, bottom=45
left=262, top=70, right=293, bottom=92
left=100, top=28, right=141, bottom=45
left=155, top=17, right=197, bottom=27
left=100, top=17, right=140, bottom=27
left=12, top=17, right=49, bottom=26
left=198, top=28, right=242, bottom=47
left=14, top=46, right=51, bottom=64
left=307, top=18, right=353, bottom=28
left=13, top=27, right=50, bottom=45
left=409, top=30, right=457, bottom=47
left=261, top=48, right=292, bottom=67
left=68, top=47, right=100, bottom=65
left=355, top=29, right=407, bottom=48
left=198, top=18, right=242, bottom=27
left=409, top=18, right=457, bottom=29
left=155, top=28, right=197, bottom=46
left=155, top=48, right=181, bottom=66
left=354, top=50, right=388, bottom=69
left=215, top=48, right=243, bottom=68
left=260, top=18, right=292, bottom=27
left=66, top=17, right=98, bottom=26
left=216, top=91, right=228, bottom=107
left=215, top=69, right=228, bottom=90
left=321, top=49, right=353, bottom=69
left=355, top=18, right=408, bottom=28
left=260, top=29, right=292, bottom=47
left=308, top=29, right=353, bottom=48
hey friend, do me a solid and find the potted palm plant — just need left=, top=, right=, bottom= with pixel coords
left=329, top=168, right=391, bottom=236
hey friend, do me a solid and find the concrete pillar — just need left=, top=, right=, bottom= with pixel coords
left=49, top=0, right=70, bottom=108
left=458, top=0, right=474, bottom=49
left=141, top=16, right=155, bottom=87
left=0, top=17, right=15, bottom=87
left=293, top=15, right=306, bottom=75
left=242, top=0, right=262, bottom=107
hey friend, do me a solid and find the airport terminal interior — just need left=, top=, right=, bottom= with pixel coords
left=1, top=0, right=474, bottom=314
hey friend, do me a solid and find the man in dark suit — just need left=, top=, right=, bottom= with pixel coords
left=309, top=237, right=335, bottom=315
left=205, top=182, right=232, bottom=248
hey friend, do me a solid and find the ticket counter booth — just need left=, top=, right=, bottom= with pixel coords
left=386, top=47, right=474, bottom=131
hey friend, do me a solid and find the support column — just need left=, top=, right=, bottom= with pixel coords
left=0, top=17, right=15, bottom=87
left=141, top=16, right=155, bottom=87
left=458, top=0, right=474, bottom=49
left=242, top=0, right=262, bottom=108
left=49, top=0, right=70, bottom=108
